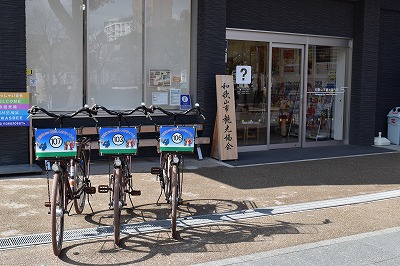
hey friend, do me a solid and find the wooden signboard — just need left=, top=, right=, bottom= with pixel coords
left=211, top=75, right=238, bottom=160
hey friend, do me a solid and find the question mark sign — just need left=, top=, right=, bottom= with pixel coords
left=236, top=65, right=251, bottom=84
left=240, top=68, right=247, bottom=81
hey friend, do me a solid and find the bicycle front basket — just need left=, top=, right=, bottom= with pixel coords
left=98, top=127, right=138, bottom=156
left=159, top=126, right=195, bottom=153
left=34, top=128, right=77, bottom=159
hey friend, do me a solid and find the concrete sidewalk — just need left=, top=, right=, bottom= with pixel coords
left=195, top=227, right=400, bottom=266
left=1, top=151, right=400, bottom=265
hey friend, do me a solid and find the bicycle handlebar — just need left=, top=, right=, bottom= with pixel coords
left=28, top=104, right=97, bottom=119
left=149, top=103, right=206, bottom=121
left=91, top=103, right=151, bottom=117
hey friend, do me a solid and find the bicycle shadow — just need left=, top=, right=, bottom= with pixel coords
left=84, top=198, right=255, bottom=227
left=60, top=218, right=321, bottom=265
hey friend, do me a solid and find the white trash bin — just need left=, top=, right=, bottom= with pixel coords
left=387, top=107, right=400, bottom=144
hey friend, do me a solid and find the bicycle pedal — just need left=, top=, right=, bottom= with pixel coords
left=98, top=185, right=110, bottom=193
left=85, top=186, right=96, bottom=194
left=128, top=190, right=141, bottom=196
left=151, top=167, right=162, bottom=175
left=44, top=201, right=51, bottom=208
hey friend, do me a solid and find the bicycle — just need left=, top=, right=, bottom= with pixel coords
left=91, top=103, right=151, bottom=245
left=150, top=103, right=205, bottom=239
left=28, top=105, right=97, bottom=256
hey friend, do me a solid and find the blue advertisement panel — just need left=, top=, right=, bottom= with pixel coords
left=159, top=126, right=195, bottom=153
left=99, top=127, right=138, bottom=155
left=34, top=128, right=77, bottom=158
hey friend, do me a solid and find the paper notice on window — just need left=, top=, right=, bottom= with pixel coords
left=152, top=92, right=169, bottom=105
left=170, top=88, right=181, bottom=105
left=149, top=69, right=171, bottom=87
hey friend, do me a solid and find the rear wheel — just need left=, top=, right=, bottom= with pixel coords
left=73, top=150, right=87, bottom=214
left=171, top=164, right=178, bottom=239
left=51, top=172, right=65, bottom=256
left=113, top=168, right=122, bottom=245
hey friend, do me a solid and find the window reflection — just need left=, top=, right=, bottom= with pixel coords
left=226, top=40, right=347, bottom=147
left=87, top=0, right=143, bottom=109
left=26, top=0, right=192, bottom=111
left=226, top=40, right=269, bottom=146
left=306, top=45, right=346, bottom=141
left=26, top=0, right=83, bottom=110
left=145, top=0, right=191, bottom=108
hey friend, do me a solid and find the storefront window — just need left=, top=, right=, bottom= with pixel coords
left=145, top=0, right=191, bottom=109
left=26, top=0, right=83, bottom=110
left=26, top=0, right=192, bottom=111
left=226, top=33, right=349, bottom=149
left=87, top=0, right=143, bottom=109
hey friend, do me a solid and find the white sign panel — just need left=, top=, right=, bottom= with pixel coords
left=235, top=66, right=251, bottom=84
left=170, top=88, right=181, bottom=105
left=152, top=92, right=168, bottom=105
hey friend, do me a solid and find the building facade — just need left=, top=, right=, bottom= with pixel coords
left=1, top=0, right=400, bottom=165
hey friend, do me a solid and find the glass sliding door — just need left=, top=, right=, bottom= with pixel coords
left=226, top=40, right=269, bottom=147
left=226, top=41, right=304, bottom=149
left=269, top=44, right=303, bottom=147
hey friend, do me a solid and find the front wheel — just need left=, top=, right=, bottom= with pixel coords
left=51, top=172, right=65, bottom=256
left=171, top=164, right=178, bottom=239
left=113, top=168, right=122, bottom=245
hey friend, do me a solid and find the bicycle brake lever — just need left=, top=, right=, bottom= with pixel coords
left=90, top=104, right=99, bottom=112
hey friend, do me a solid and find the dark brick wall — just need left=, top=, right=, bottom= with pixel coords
left=0, top=1, right=29, bottom=165
left=227, top=0, right=354, bottom=37
left=375, top=9, right=400, bottom=137
left=350, top=0, right=400, bottom=145
left=349, top=1, right=365, bottom=145
left=381, top=0, right=400, bottom=10
left=350, top=0, right=381, bottom=145
left=197, top=0, right=227, bottom=156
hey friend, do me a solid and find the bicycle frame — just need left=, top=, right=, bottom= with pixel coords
left=149, top=103, right=205, bottom=239
left=28, top=105, right=96, bottom=256
left=111, top=156, right=130, bottom=203
left=92, top=103, right=149, bottom=245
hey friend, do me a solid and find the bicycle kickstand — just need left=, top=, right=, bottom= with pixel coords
left=156, top=188, right=163, bottom=206
left=128, top=193, right=135, bottom=209
left=87, top=194, right=94, bottom=214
